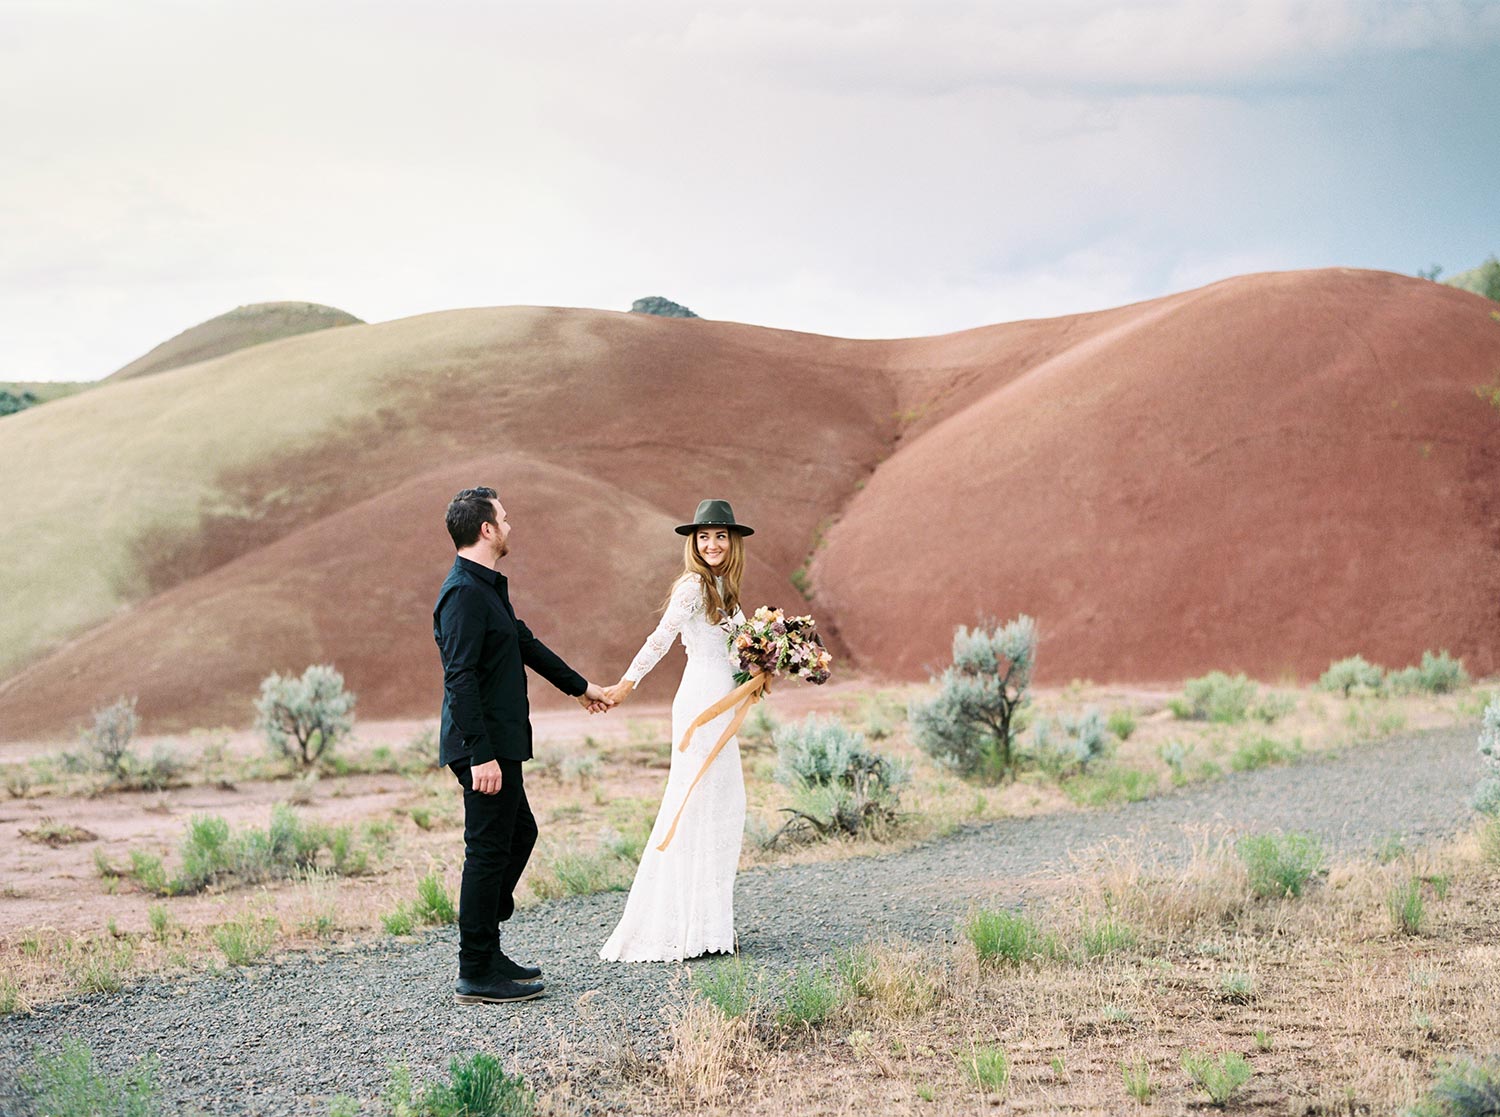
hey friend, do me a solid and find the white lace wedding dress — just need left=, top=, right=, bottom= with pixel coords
left=600, top=573, right=746, bottom=962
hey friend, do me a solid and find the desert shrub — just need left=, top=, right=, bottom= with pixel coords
left=961, top=1046, right=1011, bottom=1093
left=1389, top=650, right=1470, bottom=695
left=692, top=956, right=759, bottom=1019
left=1318, top=656, right=1385, bottom=697
left=382, top=904, right=417, bottom=936
left=1236, top=832, right=1326, bottom=899
left=79, top=697, right=139, bottom=777
left=1251, top=691, right=1297, bottom=723
left=772, top=966, right=843, bottom=1028
left=630, top=295, right=699, bottom=318
left=1064, top=765, right=1158, bottom=806
left=1171, top=672, right=1257, bottom=723
left=1482, top=819, right=1500, bottom=867
left=1408, top=1054, right=1500, bottom=1117
left=385, top=1052, right=535, bottom=1117
left=23, top=1038, right=161, bottom=1117
left=1477, top=700, right=1500, bottom=816
left=738, top=702, right=777, bottom=747
left=254, top=664, right=355, bottom=769
left=385, top=871, right=458, bottom=936
left=1389, top=878, right=1426, bottom=935
left=1081, top=917, right=1138, bottom=958
left=966, top=908, right=1055, bottom=965
left=1229, top=735, right=1303, bottom=772
left=1182, top=1050, right=1251, bottom=1106
left=128, top=850, right=170, bottom=896
left=1106, top=709, right=1137, bottom=740
left=0, top=388, right=40, bottom=417
left=1445, top=254, right=1500, bottom=300
left=213, top=915, right=276, bottom=965
left=1218, top=972, right=1256, bottom=1003
left=414, top=870, right=457, bottom=925
left=70, top=697, right=180, bottom=790
left=771, top=716, right=905, bottom=839
left=1030, top=708, right=1110, bottom=777
left=1122, top=1059, right=1154, bottom=1102
left=176, top=814, right=235, bottom=891
left=132, top=806, right=364, bottom=895
left=910, top=616, right=1037, bottom=782
left=1158, top=740, right=1192, bottom=783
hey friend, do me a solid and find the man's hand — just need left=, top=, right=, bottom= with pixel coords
left=577, top=681, right=613, bottom=714
left=471, top=758, right=503, bottom=795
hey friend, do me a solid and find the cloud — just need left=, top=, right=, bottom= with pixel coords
left=1, top=0, right=1497, bottom=377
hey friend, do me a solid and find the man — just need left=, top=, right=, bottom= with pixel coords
left=434, top=486, right=611, bottom=1004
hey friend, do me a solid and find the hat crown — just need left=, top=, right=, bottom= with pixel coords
left=691, top=499, right=735, bottom=525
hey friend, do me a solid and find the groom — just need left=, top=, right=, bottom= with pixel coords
left=434, top=486, right=612, bottom=1005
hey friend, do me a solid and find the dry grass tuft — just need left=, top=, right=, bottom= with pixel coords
left=657, top=995, right=760, bottom=1108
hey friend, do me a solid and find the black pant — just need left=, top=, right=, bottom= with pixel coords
left=448, top=757, right=536, bottom=979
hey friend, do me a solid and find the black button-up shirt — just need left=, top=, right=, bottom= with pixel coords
left=433, top=556, right=587, bottom=765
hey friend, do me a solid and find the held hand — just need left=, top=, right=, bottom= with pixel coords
left=601, top=678, right=636, bottom=707
left=470, top=759, right=503, bottom=795
left=578, top=682, right=613, bottom=714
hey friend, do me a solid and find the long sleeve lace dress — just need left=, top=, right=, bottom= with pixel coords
left=599, top=574, right=746, bottom=962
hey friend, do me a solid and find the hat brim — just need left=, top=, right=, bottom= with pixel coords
left=675, top=522, right=754, bottom=537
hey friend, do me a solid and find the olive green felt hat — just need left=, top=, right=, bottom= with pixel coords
left=675, top=498, right=754, bottom=536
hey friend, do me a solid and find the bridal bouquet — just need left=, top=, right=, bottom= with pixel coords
left=730, top=606, right=833, bottom=686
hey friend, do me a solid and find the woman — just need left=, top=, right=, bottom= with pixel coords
left=598, top=499, right=753, bottom=962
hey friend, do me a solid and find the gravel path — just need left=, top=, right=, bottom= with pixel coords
left=0, top=723, right=1482, bottom=1116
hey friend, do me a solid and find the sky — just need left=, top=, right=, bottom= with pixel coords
left=3, top=0, right=1499, bottom=381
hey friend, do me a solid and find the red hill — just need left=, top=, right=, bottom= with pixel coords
left=0, top=269, right=1495, bottom=738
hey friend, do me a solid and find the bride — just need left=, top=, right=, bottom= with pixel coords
left=598, top=499, right=753, bottom=962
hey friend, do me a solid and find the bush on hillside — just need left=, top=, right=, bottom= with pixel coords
left=1443, top=255, right=1500, bottom=301
left=0, top=389, right=39, bottom=417
left=771, top=716, right=905, bottom=840
left=1029, top=708, right=1110, bottom=777
left=1318, top=655, right=1385, bottom=697
left=910, top=616, right=1037, bottom=783
left=69, top=697, right=181, bottom=791
left=1170, top=671, right=1258, bottom=723
left=1387, top=650, right=1469, bottom=695
left=254, top=664, right=355, bottom=769
left=630, top=295, right=699, bottom=318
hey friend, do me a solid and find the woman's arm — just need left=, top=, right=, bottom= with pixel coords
left=604, top=575, right=702, bottom=704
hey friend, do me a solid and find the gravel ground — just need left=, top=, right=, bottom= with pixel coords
left=0, top=723, right=1483, bottom=1116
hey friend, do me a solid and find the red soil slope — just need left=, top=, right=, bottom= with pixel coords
left=816, top=268, right=1500, bottom=683
left=1, top=269, right=1496, bottom=738
left=0, top=309, right=894, bottom=735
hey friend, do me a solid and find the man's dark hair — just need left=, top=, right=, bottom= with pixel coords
left=446, top=487, right=499, bottom=549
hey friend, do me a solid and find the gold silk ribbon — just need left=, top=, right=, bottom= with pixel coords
left=655, top=673, right=770, bottom=852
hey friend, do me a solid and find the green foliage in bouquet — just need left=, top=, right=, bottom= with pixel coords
left=254, top=664, right=355, bottom=769
left=910, top=616, right=1037, bottom=783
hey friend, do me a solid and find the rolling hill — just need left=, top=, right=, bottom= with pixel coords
left=1, top=268, right=1496, bottom=738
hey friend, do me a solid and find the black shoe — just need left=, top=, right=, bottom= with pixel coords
left=454, top=975, right=545, bottom=1005
left=491, top=950, right=542, bottom=982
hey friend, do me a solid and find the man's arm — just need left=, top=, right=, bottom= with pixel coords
left=514, top=616, right=589, bottom=698
left=436, top=586, right=496, bottom=764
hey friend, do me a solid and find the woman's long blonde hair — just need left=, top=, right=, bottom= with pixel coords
left=668, top=530, right=746, bottom=624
